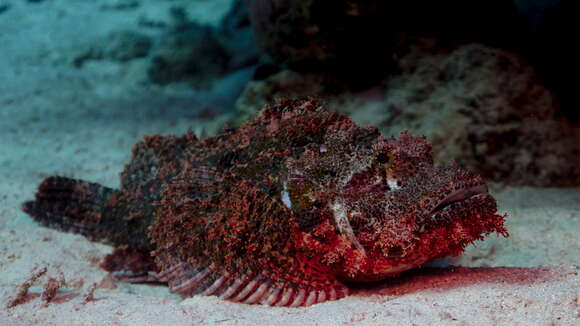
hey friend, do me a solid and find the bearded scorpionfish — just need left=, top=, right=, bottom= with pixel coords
left=22, top=99, right=507, bottom=307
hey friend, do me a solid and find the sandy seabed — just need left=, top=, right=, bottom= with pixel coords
left=0, top=0, right=578, bottom=325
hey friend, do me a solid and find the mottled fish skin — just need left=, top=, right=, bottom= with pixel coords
left=22, top=98, right=508, bottom=307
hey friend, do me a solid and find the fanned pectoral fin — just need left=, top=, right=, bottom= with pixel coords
left=156, top=262, right=348, bottom=307
left=150, top=178, right=348, bottom=306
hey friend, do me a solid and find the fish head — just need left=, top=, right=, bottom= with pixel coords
left=335, top=131, right=508, bottom=281
left=285, top=130, right=507, bottom=282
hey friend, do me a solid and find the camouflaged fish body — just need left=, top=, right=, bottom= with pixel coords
left=23, top=99, right=507, bottom=307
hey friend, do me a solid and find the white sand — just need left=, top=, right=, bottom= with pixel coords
left=0, top=0, right=578, bottom=325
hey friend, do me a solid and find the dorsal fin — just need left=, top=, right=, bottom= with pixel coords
left=120, top=132, right=196, bottom=190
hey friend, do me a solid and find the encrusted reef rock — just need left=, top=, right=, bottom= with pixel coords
left=148, top=23, right=228, bottom=85
left=146, top=7, right=229, bottom=85
left=71, top=2, right=260, bottom=86
left=236, top=43, right=580, bottom=186
left=381, top=43, right=579, bottom=186
left=216, top=0, right=262, bottom=71
left=149, top=2, right=261, bottom=85
left=245, top=1, right=530, bottom=86
left=246, top=0, right=399, bottom=84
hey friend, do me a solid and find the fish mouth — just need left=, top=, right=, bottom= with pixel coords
left=415, top=182, right=502, bottom=241
left=429, top=184, right=489, bottom=216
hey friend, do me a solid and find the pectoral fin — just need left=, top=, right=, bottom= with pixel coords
left=156, top=261, right=348, bottom=307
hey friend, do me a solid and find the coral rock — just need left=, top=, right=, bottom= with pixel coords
left=382, top=43, right=580, bottom=186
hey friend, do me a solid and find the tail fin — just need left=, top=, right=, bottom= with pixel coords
left=22, top=176, right=118, bottom=243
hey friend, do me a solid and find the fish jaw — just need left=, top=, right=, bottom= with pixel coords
left=337, top=190, right=507, bottom=283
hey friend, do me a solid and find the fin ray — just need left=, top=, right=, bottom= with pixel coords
left=158, top=261, right=348, bottom=307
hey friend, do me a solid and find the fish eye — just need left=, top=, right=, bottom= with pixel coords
left=376, top=152, right=389, bottom=164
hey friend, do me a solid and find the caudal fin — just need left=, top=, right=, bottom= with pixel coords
left=22, top=176, right=118, bottom=242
